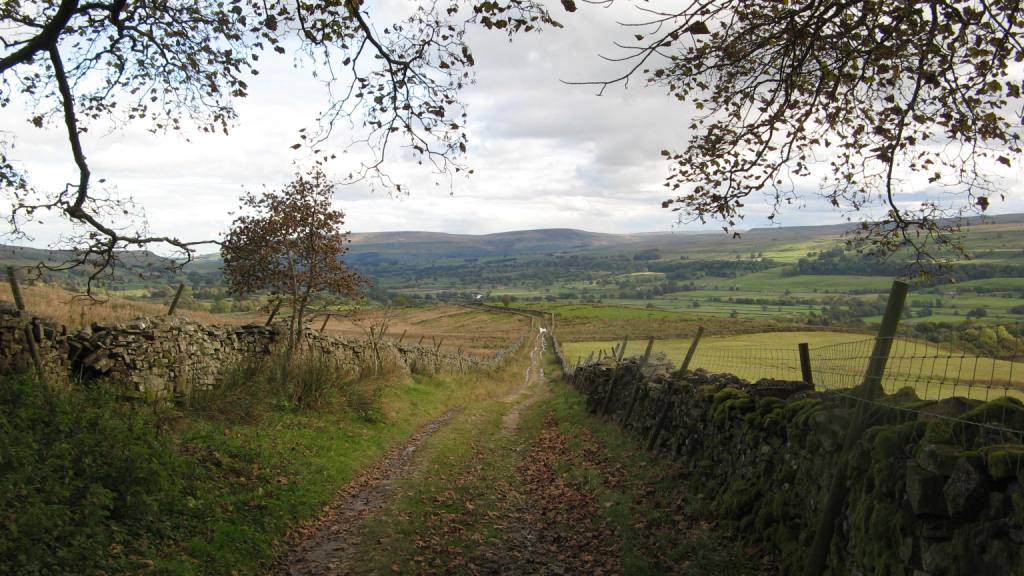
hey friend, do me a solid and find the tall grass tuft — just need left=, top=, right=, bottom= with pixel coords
left=189, top=349, right=386, bottom=422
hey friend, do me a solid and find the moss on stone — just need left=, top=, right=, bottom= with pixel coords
left=962, top=397, right=1024, bottom=430
left=922, top=418, right=955, bottom=446
left=718, top=479, right=760, bottom=520
left=916, top=443, right=962, bottom=476
left=784, top=398, right=821, bottom=421
left=756, top=396, right=784, bottom=416
left=696, top=384, right=719, bottom=400
left=870, top=421, right=920, bottom=462
left=985, top=444, right=1024, bottom=481
left=712, top=396, right=756, bottom=426
left=713, top=387, right=745, bottom=405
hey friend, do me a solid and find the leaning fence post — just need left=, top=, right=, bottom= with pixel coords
left=804, top=280, right=908, bottom=576
left=435, top=337, right=444, bottom=353
left=319, top=314, right=331, bottom=332
left=7, top=266, right=26, bottom=310
left=799, top=342, right=814, bottom=386
left=623, top=337, right=656, bottom=425
left=265, top=300, right=282, bottom=326
left=167, top=283, right=185, bottom=316
left=648, top=327, right=704, bottom=451
left=398, top=329, right=407, bottom=344
left=679, top=327, right=705, bottom=375
left=598, top=336, right=629, bottom=415
left=572, top=351, right=594, bottom=387
left=7, top=267, right=43, bottom=378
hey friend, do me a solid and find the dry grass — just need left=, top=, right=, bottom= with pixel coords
left=320, top=304, right=530, bottom=357
left=1, top=285, right=529, bottom=360
left=0, top=283, right=261, bottom=328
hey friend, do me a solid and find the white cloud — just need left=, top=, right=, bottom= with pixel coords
left=3, top=0, right=1022, bottom=256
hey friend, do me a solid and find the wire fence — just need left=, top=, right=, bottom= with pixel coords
left=683, top=325, right=1024, bottom=401
left=557, top=284, right=1024, bottom=574
left=679, top=323, right=1024, bottom=441
left=688, top=346, right=805, bottom=383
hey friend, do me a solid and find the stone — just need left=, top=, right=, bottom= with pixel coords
left=980, top=538, right=1013, bottom=575
left=917, top=444, right=962, bottom=476
left=985, top=444, right=1024, bottom=480
left=918, top=397, right=982, bottom=420
left=907, top=463, right=949, bottom=517
left=920, top=539, right=953, bottom=573
left=944, top=455, right=991, bottom=520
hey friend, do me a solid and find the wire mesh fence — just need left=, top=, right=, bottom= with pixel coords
left=810, top=333, right=1024, bottom=402
left=688, top=345, right=804, bottom=383
left=683, top=324, right=1024, bottom=402
left=681, top=323, right=1024, bottom=439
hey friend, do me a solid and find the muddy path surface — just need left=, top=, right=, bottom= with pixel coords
left=270, top=406, right=463, bottom=576
left=273, top=330, right=770, bottom=575
left=272, top=333, right=548, bottom=576
left=500, top=330, right=546, bottom=435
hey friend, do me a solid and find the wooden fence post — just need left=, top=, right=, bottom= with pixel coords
left=167, top=283, right=185, bottom=316
left=398, top=329, right=407, bottom=344
left=435, top=337, right=444, bottom=353
left=7, top=266, right=26, bottom=310
left=678, top=326, right=705, bottom=376
left=418, top=336, right=425, bottom=346
left=265, top=300, right=282, bottom=326
left=598, top=336, right=629, bottom=415
left=804, top=280, right=908, bottom=576
left=622, top=337, right=656, bottom=424
left=571, top=351, right=594, bottom=388
left=320, top=314, right=331, bottom=332
left=799, top=342, right=814, bottom=385
left=647, top=327, right=704, bottom=451
left=7, top=267, right=43, bottom=378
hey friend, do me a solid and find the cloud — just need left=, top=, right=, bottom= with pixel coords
left=3, top=0, right=1022, bottom=257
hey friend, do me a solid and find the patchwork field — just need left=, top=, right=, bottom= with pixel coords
left=322, top=305, right=531, bottom=357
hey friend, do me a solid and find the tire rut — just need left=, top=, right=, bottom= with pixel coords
left=270, top=406, right=463, bottom=576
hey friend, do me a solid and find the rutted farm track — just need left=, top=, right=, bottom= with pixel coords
left=272, top=332, right=769, bottom=575
left=272, top=406, right=464, bottom=576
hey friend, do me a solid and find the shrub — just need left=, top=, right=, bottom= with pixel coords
left=0, top=373, right=188, bottom=575
left=190, top=350, right=383, bottom=420
left=189, top=355, right=279, bottom=422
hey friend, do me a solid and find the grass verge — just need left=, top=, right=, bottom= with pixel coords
left=0, top=344, right=525, bottom=575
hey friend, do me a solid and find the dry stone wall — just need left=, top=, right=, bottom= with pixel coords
left=571, top=357, right=1024, bottom=576
left=0, top=302, right=520, bottom=397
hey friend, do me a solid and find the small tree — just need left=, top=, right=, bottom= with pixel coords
left=221, top=167, right=364, bottom=353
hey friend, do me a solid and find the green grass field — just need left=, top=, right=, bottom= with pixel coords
left=562, top=331, right=1024, bottom=401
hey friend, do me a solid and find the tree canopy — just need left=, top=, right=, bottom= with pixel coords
left=0, top=0, right=559, bottom=288
left=220, top=166, right=364, bottom=350
left=583, top=0, right=1023, bottom=269
left=3, top=0, right=1022, bottom=280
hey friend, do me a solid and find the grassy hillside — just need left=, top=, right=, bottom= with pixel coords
left=5, top=213, right=1024, bottom=327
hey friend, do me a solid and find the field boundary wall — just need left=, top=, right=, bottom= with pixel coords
left=0, top=302, right=529, bottom=397
left=569, top=357, right=1024, bottom=575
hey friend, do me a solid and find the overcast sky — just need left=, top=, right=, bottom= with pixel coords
left=4, top=0, right=1024, bottom=255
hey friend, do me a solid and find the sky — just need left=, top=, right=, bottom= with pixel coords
left=4, top=0, right=1024, bottom=255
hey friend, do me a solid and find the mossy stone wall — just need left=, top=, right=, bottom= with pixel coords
left=0, top=304, right=513, bottom=397
left=573, top=359, right=1024, bottom=575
